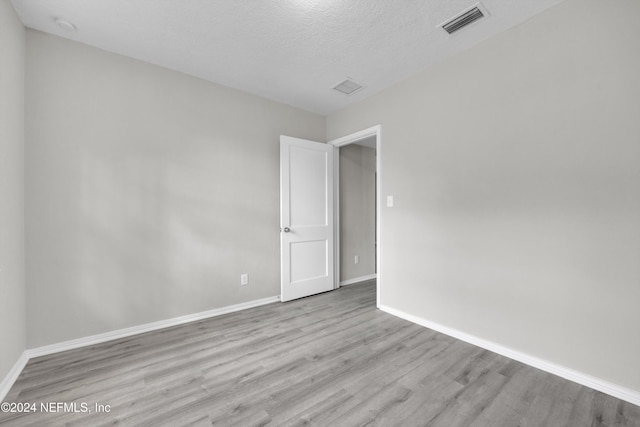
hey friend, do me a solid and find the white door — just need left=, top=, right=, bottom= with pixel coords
left=280, top=136, right=335, bottom=302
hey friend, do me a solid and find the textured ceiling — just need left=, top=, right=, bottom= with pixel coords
left=11, top=0, right=565, bottom=115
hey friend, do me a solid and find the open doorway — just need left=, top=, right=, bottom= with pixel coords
left=338, top=139, right=376, bottom=285
left=329, top=126, right=381, bottom=307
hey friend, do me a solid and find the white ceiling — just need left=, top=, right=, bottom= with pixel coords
left=11, top=0, right=565, bottom=115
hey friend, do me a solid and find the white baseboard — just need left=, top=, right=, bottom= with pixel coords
left=28, top=295, right=280, bottom=359
left=0, top=351, right=29, bottom=402
left=7, top=296, right=637, bottom=407
left=379, top=304, right=640, bottom=407
left=340, top=274, right=377, bottom=287
left=0, top=295, right=279, bottom=400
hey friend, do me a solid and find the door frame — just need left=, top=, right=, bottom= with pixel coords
left=328, top=125, right=382, bottom=308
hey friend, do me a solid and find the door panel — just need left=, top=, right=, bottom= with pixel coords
left=289, top=145, right=328, bottom=227
left=280, top=136, right=334, bottom=302
left=290, top=240, right=328, bottom=282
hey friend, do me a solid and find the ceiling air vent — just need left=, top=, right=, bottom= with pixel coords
left=441, top=5, right=486, bottom=34
left=333, top=79, right=363, bottom=96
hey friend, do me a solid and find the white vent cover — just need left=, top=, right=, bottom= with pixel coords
left=441, top=3, right=488, bottom=34
left=333, top=79, right=363, bottom=95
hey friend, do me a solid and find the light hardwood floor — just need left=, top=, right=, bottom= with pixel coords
left=1, top=281, right=639, bottom=426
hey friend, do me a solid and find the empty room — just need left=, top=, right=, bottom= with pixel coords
left=1, top=0, right=639, bottom=425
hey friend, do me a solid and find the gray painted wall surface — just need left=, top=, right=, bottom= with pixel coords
left=0, top=0, right=26, bottom=381
left=328, top=0, right=640, bottom=392
left=339, top=144, right=376, bottom=282
left=25, top=31, right=325, bottom=347
left=0, top=0, right=26, bottom=382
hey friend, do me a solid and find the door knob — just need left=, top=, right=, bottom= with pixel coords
left=283, top=227, right=291, bottom=233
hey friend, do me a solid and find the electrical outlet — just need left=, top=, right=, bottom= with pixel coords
left=241, top=274, right=248, bottom=286
left=354, top=255, right=359, bottom=264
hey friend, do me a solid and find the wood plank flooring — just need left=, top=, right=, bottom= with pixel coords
left=1, top=281, right=638, bottom=426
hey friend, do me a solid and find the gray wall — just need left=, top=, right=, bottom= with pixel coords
left=0, top=0, right=26, bottom=381
left=339, top=144, right=376, bottom=282
left=25, top=31, right=325, bottom=347
left=328, top=0, right=640, bottom=392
